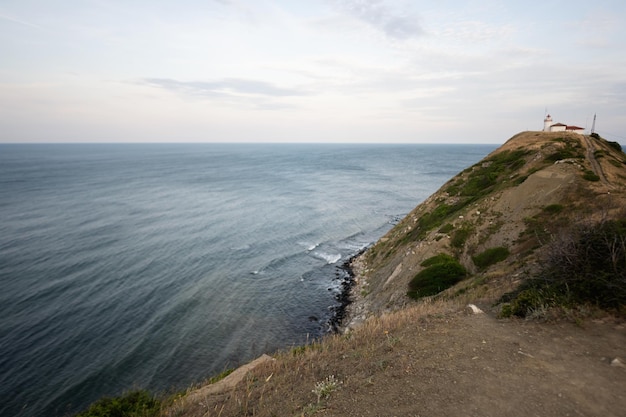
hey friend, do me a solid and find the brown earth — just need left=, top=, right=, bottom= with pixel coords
left=169, top=304, right=626, bottom=417
left=167, top=132, right=626, bottom=417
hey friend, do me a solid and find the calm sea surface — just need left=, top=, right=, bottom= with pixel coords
left=0, top=143, right=495, bottom=416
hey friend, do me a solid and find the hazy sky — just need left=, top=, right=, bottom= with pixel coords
left=1, top=0, right=625, bottom=143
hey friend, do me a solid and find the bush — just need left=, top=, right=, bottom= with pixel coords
left=607, top=141, right=623, bottom=153
left=543, top=204, right=564, bottom=214
left=472, top=247, right=510, bottom=270
left=420, top=253, right=456, bottom=267
left=451, top=227, right=471, bottom=248
left=499, top=219, right=626, bottom=317
left=582, top=170, right=600, bottom=181
left=75, top=390, right=161, bottom=417
left=408, top=255, right=467, bottom=300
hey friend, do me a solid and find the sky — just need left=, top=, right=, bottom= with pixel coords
left=1, top=0, right=625, bottom=144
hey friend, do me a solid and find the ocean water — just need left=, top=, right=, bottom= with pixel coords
left=0, top=143, right=495, bottom=416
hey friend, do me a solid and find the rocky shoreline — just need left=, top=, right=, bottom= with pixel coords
left=325, top=249, right=368, bottom=333
left=340, top=253, right=373, bottom=332
left=324, top=249, right=373, bottom=333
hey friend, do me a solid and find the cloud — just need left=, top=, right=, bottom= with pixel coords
left=143, top=78, right=309, bottom=98
left=333, top=0, right=423, bottom=40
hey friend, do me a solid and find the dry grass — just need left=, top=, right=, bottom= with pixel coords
left=163, top=296, right=465, bottom=417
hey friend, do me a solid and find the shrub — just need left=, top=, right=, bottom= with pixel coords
left=544, top=138, right=584, bottom=162
left=545, top=150, right=576, bottom=162
left=417, top=204, right=458, bottom=231
left=404, top=202, right=465, bottom=242
left=472, top=247, right=510, bottom=270
left=499, top=219, right=626, bottom=317
left=607, top=141, right=623, bottom=153
left=543, top=204, right=564, bottom=214
left=75, top=390, right=161, bottom=417
left=438, top=223, right=454, bottom=234
left=420, top=253, right=456, bottom=267
left=408, top=255, right=467, bottom=300
left=582, top=170, right=600, bottom=181
left=450, top=227, right=472, bottom=248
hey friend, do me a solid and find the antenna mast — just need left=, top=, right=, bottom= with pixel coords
left=591, top=113, right=597, bottom=134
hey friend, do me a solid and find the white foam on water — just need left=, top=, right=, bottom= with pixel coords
left=298, top=241, right=320, bottom=251
left=313, top=251, right=342, bottom=264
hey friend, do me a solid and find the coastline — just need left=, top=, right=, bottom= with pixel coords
left=326, top=253, right=359, bottom=333
left=331, top=250, right=372, bottom=333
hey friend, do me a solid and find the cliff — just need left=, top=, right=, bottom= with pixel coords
left=346, top=130, right=626, bottom=325
left=81, top=131, right=626, bottom=417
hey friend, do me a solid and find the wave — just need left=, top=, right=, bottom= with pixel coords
left=311, top=251, right=342, bottom=264
left=297, top=241, right=320, bottom=251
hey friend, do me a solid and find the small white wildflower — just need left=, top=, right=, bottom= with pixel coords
left=313, top=375, right=342, bottom=403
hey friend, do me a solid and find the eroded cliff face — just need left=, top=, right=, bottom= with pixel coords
left=346, top=131, right=626, bottom=326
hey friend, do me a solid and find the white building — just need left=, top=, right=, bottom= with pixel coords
left=543, top=114, right=585, bottom=134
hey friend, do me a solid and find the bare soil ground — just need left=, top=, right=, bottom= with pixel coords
left=318, top=311, right=626, bottom=417
left=170, top=305, right=626, bottom=417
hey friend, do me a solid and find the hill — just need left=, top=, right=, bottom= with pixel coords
left=79, top=131, right=626, bottom=417
left=346, top=131, right=626, bottom=324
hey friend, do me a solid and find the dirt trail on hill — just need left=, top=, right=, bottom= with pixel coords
left=317, top=311, right=626, bottom=417
left=583, top=135, right=609, bottom=185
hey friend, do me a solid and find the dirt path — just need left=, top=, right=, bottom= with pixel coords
left=318, top=310, right=626, bottom=417
left=583, top=135, right=610, bottom=186
left=177, top=309, right=626, bottom=417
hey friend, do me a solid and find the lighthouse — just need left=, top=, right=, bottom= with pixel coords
left=543, top=114, right=553, bottom=131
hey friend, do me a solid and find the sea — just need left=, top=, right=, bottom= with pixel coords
left=0, top=143, right=495, bottom=416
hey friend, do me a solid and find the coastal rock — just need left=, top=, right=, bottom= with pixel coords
left=467, top=304, right=484, bottom=314
left=611, top=357, right=625, bottom=368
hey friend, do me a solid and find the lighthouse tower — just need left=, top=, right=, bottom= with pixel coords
left=543, top=114, right=553, bottom=132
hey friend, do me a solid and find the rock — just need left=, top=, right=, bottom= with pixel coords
left=611, top=358, right=625, bottom=367
left=186, top=354, right=274, bottom=400
left=467, top=304, right=484, bottom=314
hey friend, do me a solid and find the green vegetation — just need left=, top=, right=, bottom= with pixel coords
left=607, top=140, right=623, bottom=153
left=207, top=368, right=235, bottom=383
left=472, top=247, right=510, bottom=270
left=420, top=253, right=456, bottom=267
left=438, top=223, right=454, bottom=234
left=582, top=170, right=600, bottom=181
left=543, top=204, right=564, bottom=214
left=500, top=219, right=626, bottom=318
left=589, top=133, right=622, bottom=153
left=519, top=204, right=570, bottom=248
left=451, top=149, right=529, bottom=198
left=408, top=254, right=467, bottom=300
left=544, top=137, right=584, bottom=162
left=75, top=390, right=161, bottom=417
left=450, top=226, right=472, bottom=248
left=403, top=149, right=531, bottom=243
